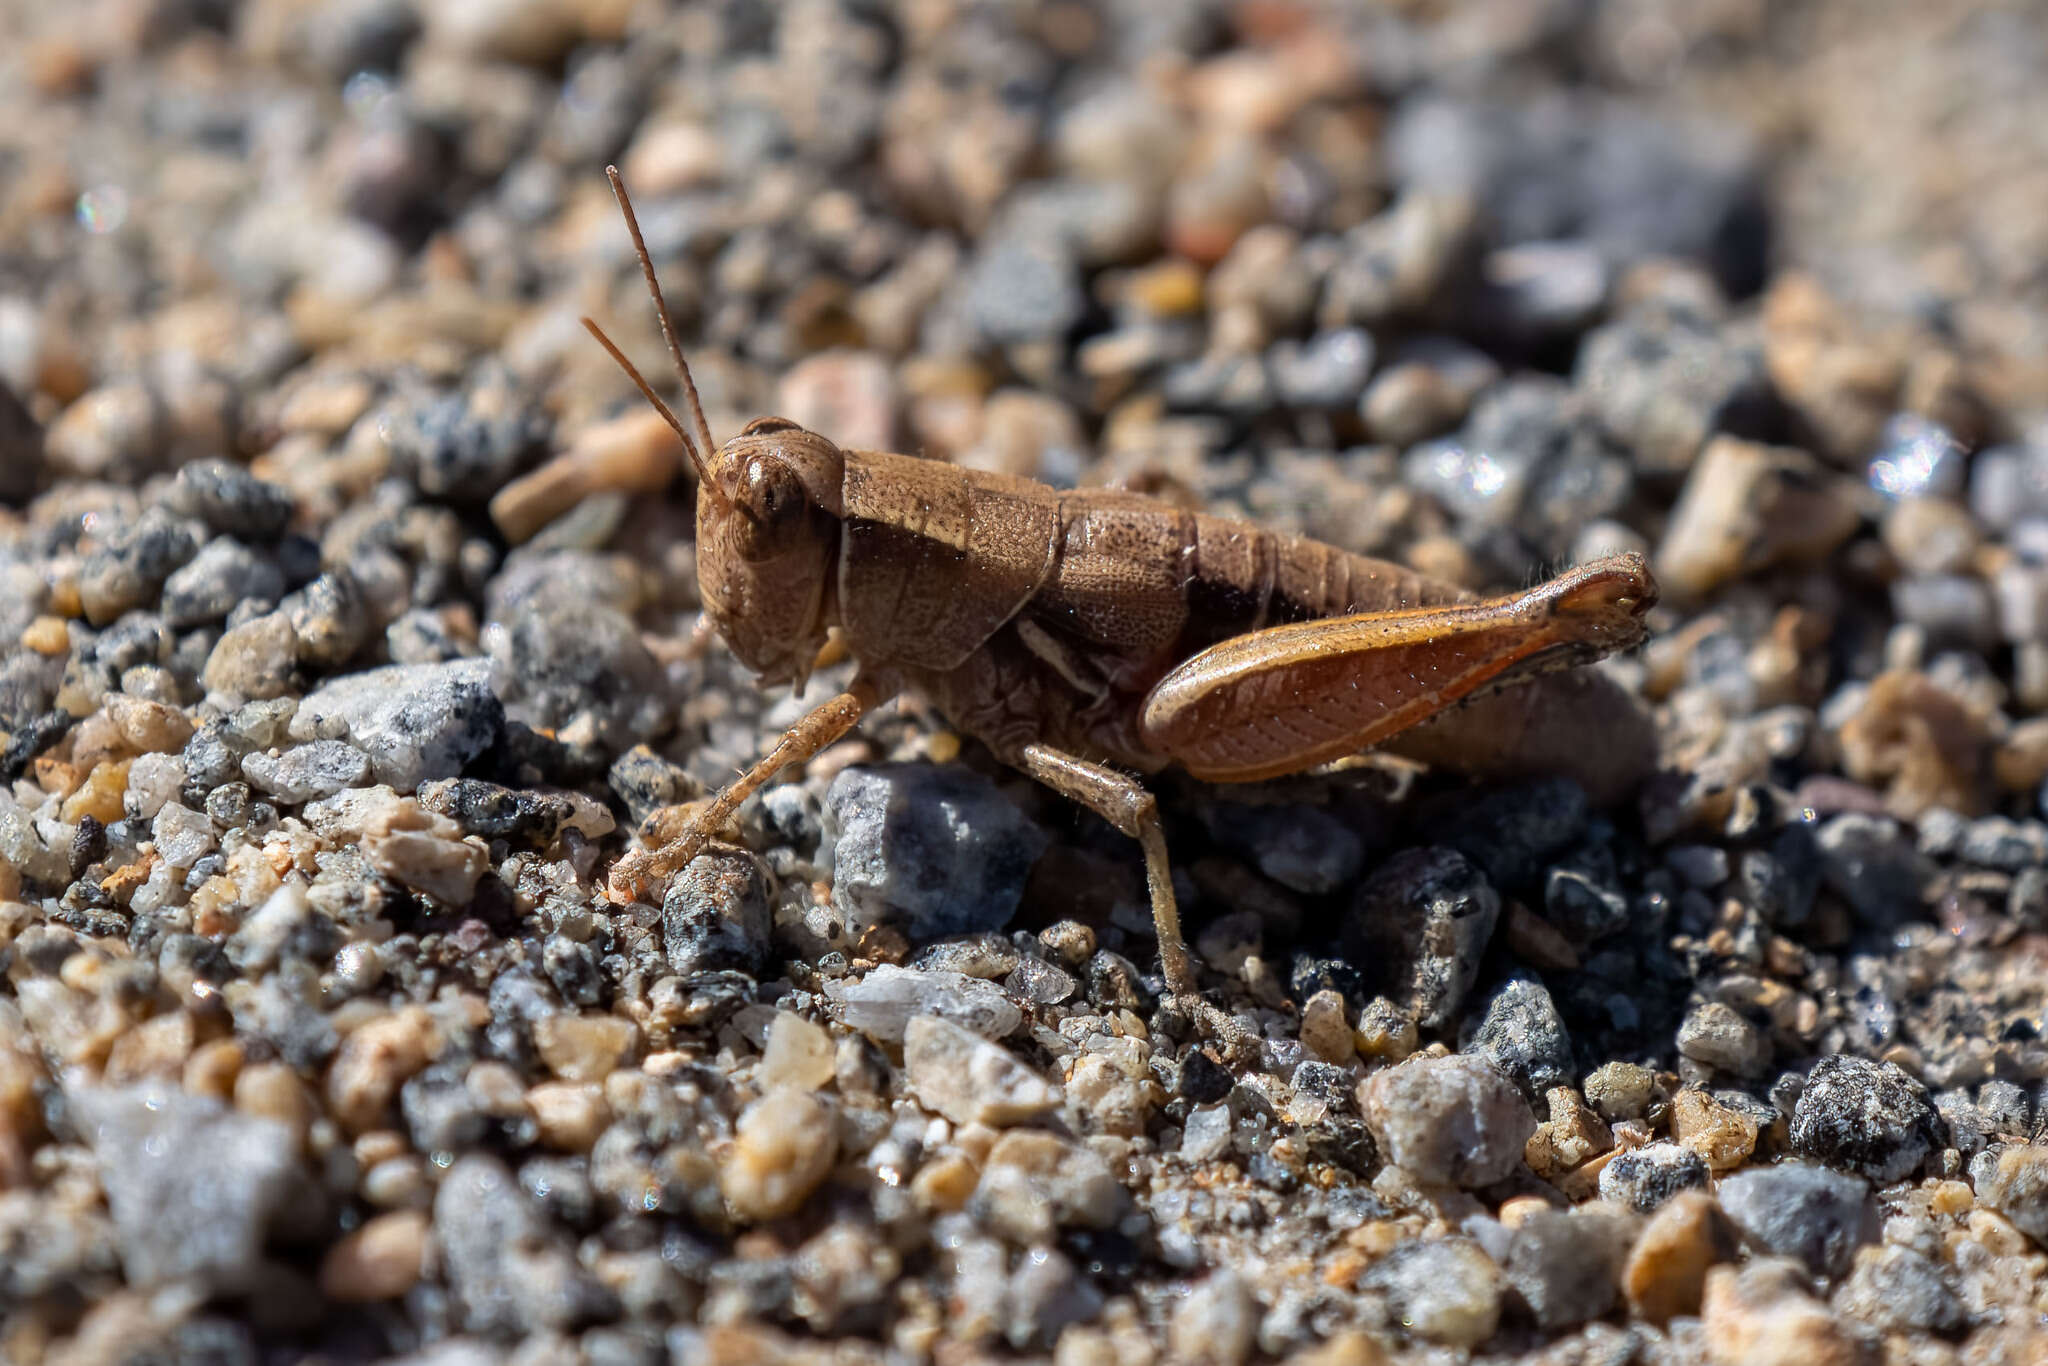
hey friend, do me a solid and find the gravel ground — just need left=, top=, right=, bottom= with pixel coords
left=3, top=1, right=2048, bottom=1363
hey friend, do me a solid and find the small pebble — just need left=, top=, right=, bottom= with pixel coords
left=1359, top=1053, right=1534, bottom=1188
left=721, top=1088, right=838, bottom=1223
left=903, top=1014, right=1059, bottom=1128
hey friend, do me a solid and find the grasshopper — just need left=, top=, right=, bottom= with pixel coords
left=586, top=169, right=1658, bottom=1035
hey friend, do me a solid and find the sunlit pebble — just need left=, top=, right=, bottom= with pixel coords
left=343, top=69, right=398, bottom=121
left=1426, top=445, right=1509, bottom=499
left=1868, top=413, right=1965, bottom=499
left=75, top=185, right=128, bottom=235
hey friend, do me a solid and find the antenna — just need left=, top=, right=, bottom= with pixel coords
left=579, top=165, right=727, bottom=507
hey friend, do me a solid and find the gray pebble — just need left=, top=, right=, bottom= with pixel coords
left=285, top=570, right=372, bottom=669
left=1889, top=573, right=1998, bottom=650
left=823, top=963, right=1021, bottom=1042
left=1832, top=1243, right=1962, bottom=1335
left=79, top=508, right=200, bottom=626
left=167, top=460, right=295, bottom=540
left=1359, top=1052, right=1534, bottom=1187
left=160, top=537, right=285, bottom=628
left=1789, top=1054, right=1942, bottom=1183
left=484, top=590, right=667, bottom=751
left=1717, top=1161, right=1874, bottom=1277
left=1598, top=1141, right=1709, bottom=1212
left=383, top=364, right=551, bottom=502
left=1461, top=974, right=1574, bottom=1097
left=241, top=740, right=372, bottom=804
left=1206, top=801, right=1362, bottom=895
left=1499, top=1209, right=1634, bottom=1329
left=1345, top=846, right=1500, bottom=1028
left=1815, top=813, right=1931, bottom=930
left=68, top=1080, right=300, bottom=1294
left=966, top=240, right=1085, bottom=345
left=1359, top=1237, right=1502, bottom=1347
left=1575, top=308, right=1770, bottom=476
left=435, top=1154, right=610, bottom=1335
left=1970, top=443, right=2048, bottom=530
left=826, top=763, right=1049, bottom=940
left=1957, top=815, right=2048, bottom=872
left=663, top=847, right=774, bottom=975
left=1269, top=328, right=1375, bottom=410
left=289, top=659, right=504, bottom=792
left=1676, top=1000, right=1771, bottom=1077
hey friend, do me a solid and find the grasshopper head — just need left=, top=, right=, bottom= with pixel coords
left=698, top=417, right=846, bottom=687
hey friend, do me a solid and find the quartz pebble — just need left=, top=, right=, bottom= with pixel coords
left=721, top=1088, right=838, bottom=1222
left=1359, top=1053, right=1535, bottom=1187
left=903, top=1014, right=1058, bottom=1128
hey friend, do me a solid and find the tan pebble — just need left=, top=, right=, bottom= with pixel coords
left=1279, top=1329, right=1389, bottom=1366
left=1837, top=669, right=1993, bottom=819
left=1994, top=716, right=2048, bottom=793
left=103, top=695, right=194, bottom=754
left=1298, top=990, right=1354, bottom=1065
left=277, top=374, right=375, bottom=436
left=33, top=757, right=79, bottom=800
left=1556, top=1146, right=1622, bottom=1203
left=904, top=1014, right=1059, bottom=1128
left=721, top=1087, right=837, bottom=1222
left=363, top=803, right=487, bottom=907
left=1654, top=436, right=1861, bottom=601
left=180, top=1037, right=245, bottom=1100
left=776, top=350, right=898, bottom=454
left=533, top=1012, right=639, bottom=1083
left=103, top=1010, right=195, bottom=1084
left=959, top=388, right=1087, bottom=480
left=1404, top=533, right=1477, bottom=589
left=910, top=1151, right=980, bottom=1214
left=319, top=1209, right=430, bottom=1302
left=1351, top=997, right=1418, bottom=1062
left=489, top=408, right=682, bottom=544
left=1929, top=1179, right=1974, bottom=1216
left=361, top=1155, right=430, bottom=1209
left=1498, top=1194, right=1554, bottom=1229
left=1624, top=1190, right=1731, bottom=1324
left=463, top=1060, right=527, bottom=1117
left=758, top=1012, right=835, bottom=1091
left=526, top=1081, right=610, bottom=1152
left=60, top=760, right=130, bottom=826
left=235, top=1061, right=314, bottom=1146
left=353, top=1130, right=410, bottom=1169
left=20, top=616, right=69, bottom=656
left=1699, top=1261, right=1862, bottom=1366
left=1882, top=496, right=1981, bottom=576
left=0, top=1046, right=46, bottom=1144
left=1123, top=259, right=1205, bottom=318
left=1670, top=1089, right=1758, bottom=1172
left=1526, top=1087, right=1612, bottom=1178
left=326, top=1006, right=437, bottom=1133
left=620, top=121, right=725, bottom=195
left=1965, top=1206, right=2032, bottom=1258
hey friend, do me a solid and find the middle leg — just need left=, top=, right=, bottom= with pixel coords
left=1015, top=743, right=1252, bottom=1055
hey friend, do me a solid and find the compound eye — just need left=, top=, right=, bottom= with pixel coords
left=740, top=416, right=801, bottom=437
left=738, top=457, right=809, bottom=556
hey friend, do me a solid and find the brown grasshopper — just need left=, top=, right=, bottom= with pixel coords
left=586, top=168, right=1658, bottom=1033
